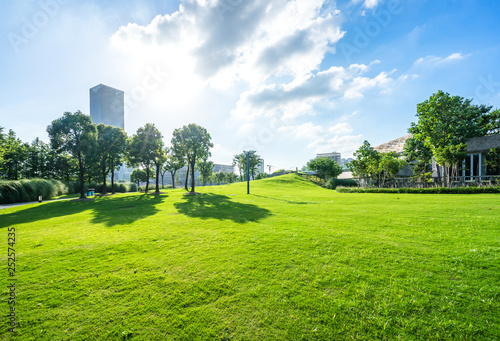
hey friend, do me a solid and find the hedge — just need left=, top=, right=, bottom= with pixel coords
left=66, top=182, right=137, bottom=194
left=325, top=178, right=358, bottom=189
left=0, top=179, right=68, bottom=204
left=335, top=186, right=500, bottom=194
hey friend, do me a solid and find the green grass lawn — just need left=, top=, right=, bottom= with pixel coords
left=1, top=174, right=499, bottom=340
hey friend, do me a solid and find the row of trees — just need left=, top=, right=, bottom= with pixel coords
left=1, top=111, right=217, bottom=198
left=2, top=111, right=267, bottom=199
left=0, top=129, right=81, bottom=182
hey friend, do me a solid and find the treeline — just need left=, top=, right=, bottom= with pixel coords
left=0, top=112, right=214, bottom=199
left=1, top=111, right=266, bottom=202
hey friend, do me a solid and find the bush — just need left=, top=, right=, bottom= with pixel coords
left=0, top=179, right=68, bottom=204
left=335, top=186, right=500, bottom=194
left=65, top=182, right=137, bottom=194
left=325, top=178, right=358, bottom=189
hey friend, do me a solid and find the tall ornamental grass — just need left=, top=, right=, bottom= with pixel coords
left=0, top=179, right=68, bottom=204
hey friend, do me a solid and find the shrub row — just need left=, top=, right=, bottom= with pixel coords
left=325, top=178, right=358, bottom=189
left=66, top=182, right=137, bottom=194
left=0, top=179, right=68, bottom=204
left=335, top=186, right=500, bottom=194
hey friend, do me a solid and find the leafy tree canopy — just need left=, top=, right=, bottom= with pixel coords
left=47, top=111, right=97, bottom=198
left=307, top=157, right=343, bottom=181
left=171, top=123, right=213, bottom=193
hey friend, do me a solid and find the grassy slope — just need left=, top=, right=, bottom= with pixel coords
left=1, top=174, right=499, bottom=340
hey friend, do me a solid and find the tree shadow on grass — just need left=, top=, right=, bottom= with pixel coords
left=174, top=193, right=271, bottom=223
left=252, top=194, right=315, bottom=205
left=0, top=193, right=167, bottom=228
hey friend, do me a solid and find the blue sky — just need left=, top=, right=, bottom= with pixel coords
left=1, top=0, right=499, bottom=170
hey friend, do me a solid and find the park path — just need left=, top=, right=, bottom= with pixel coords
left=0, top=198, right=72, bottom=210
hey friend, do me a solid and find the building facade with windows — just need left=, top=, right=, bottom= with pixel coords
left=90, top=84, right=125, bottom=129
left=316, top=152, right=341, bottom=165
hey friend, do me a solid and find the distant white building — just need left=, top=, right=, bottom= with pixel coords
left=213, top=164, right=235, bottom=174
left=316, top=152, right=341, bottom=164
left=258, top=159, right=265, bottom=174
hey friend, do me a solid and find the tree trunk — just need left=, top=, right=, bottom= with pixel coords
left=111, top=159, right=116, bottom=194
left=171, top=171, right=176, bottom=189
left=190, top=161, right=196, bottom=192
left=155, top=163, right=160, bottom=193
left=184, top=164, right=190, bottom=191
left=78, top=154, right=86, bottom=199
left=145, top=167, right=150, bottom=193
left=101, top=163, right=107, bottom=195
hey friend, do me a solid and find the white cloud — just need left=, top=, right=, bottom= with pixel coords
left=231, top=63, right=401, bottom=120
left=111, top=0, right=344, bottom=88
left=363, top=0, right=382, bottom=9
left=328, top=122, right=354, bottom=135
left=413, top=52, right=469, bottom=68
left=107, top=0, right=409, bottom=163
left=352, top=0, right=382, bottom=9
left=308, top=133, right=364, bottom=156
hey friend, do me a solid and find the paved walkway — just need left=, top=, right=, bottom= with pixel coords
left=0, top=198, right=73, bottom=210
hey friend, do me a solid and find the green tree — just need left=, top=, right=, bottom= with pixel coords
left=23, top=137, right=51, bottom=179
left=47, top=111, right=97, bottom=199
left=233, top=151, right=262, bottom=180
left=485, top=147, right=500, bottom=175
left=197, top=157, right=214, bottom=186
left=127, top=124, right=164, bottom=193
left=255, top=172, right=269, bottom=180
left=171, top=124, right=213, bottom=193
left=130, top=169, right=148, bottom=187
left=403, top=135, right=433, bottom=182
left=95, top=124, right=129, bottom=194
left=410, top=90, right=498, bottom=186
left=0, top=129, right=27, bottom=180
left=0, top=127, right=5, bottom=165
left=434, top=143, right=468, bottom=185
left=307, top=157, right=343, bottom=182
left=226, top=172, right=238, bottom=183
left=51, top=151, right=78, bottom=183
left=348, top=140, right=380, bottom=186
left=163, top=148, right=185, bottom=189
left=377, top=152, right=407, bottom=187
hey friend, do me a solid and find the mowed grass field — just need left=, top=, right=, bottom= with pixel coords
left=1, top=174, right=499, bottom=340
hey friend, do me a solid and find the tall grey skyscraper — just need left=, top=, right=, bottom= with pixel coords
left=89, top=84, right=131, bottom=181
left=90, top=84, right=124, bottom=129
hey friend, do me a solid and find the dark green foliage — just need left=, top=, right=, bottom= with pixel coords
left=64, top=181, right=137, bottom=195
left=171, top=124, right=213, bottom=193
left=127, top=123, right=164, bottom=193
left=325, top=178, right=358, bottom=189
left=409, top=91, right=499, bottom=187
left=197, top=157, right=214, bottom=186
left=336, top=186, right=500, bottom=194
left=0, top=178, right=68, bottom=204
left=485, top=147, right=500, bottom=175
left=255, top=172, right=269, bottom=180
left=307, top=157, right=343, bottom=181
left=47, top=111, right=98, bottom=199
left=403, top=135, right=433, bottom=181
left=233, top=150, right=262, bottom=180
